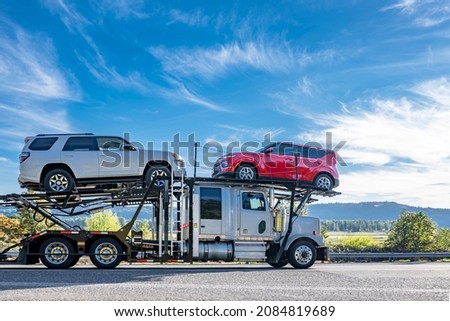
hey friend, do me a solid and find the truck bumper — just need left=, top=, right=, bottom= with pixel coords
left=316, top=246, right=329, bottom=261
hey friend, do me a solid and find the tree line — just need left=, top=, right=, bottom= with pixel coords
left=322, top=219, right=393, bottom=232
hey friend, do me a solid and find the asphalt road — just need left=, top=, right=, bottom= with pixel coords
left=0, top=262, right=449, bottom=301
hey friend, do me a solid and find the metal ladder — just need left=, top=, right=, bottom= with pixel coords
left=168, top=169, right=186, bottom=258
left=157, top=169, right=187, bottom=259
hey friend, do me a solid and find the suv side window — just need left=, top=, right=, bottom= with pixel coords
left=97, top=137, right=125, bottom=151
left=277, top=143, right=295, bottom=156
left=302, top=147, right=326, bottom=159
left=29, top=137, right=58, bottom=151
left=63, top=137, right=98, bottom=151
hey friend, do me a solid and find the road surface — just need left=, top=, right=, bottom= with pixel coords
left=0, top=262, right=449, bottom=301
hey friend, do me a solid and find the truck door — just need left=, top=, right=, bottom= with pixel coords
left=199, top=187, right=222, bottom=235
left=239, top=191, right=272, bottom=237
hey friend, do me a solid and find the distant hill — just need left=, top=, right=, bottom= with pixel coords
left=308, top=201, right=450, bottom=227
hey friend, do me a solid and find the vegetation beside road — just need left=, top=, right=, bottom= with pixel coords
left=1, top=209, right=450, bottom=254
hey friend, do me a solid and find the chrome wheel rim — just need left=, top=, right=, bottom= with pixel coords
left=44, top=242, right=70, bottom=265
left=294, top=245, right=313, bottom=265
left=151, top=169, right=168, bottom=187
left=94, top=242, right=119, bottom=265
left=238, top=167, right=255, bottom=180
left=316, top=176, right=332, bottom=190
left=49, top=174, right=69, bottom=192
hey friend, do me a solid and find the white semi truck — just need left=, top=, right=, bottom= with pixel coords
left=0, top=176, right=338, bottom=269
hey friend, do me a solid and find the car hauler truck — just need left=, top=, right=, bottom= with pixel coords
left=0, top=176, right=338, bottom=269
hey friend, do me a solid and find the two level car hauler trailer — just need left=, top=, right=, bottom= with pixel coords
left=0, top=176, right=339, bottom=269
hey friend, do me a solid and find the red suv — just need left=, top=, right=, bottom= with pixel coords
left=212, top=142, right=339, bottom=190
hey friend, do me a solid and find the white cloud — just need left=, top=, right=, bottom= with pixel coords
left=148, top=42, right=336, bottom=81
left=43, top=0, right=151, bottom=93
left=291, top=77, right=450, bottom=208
left=94, top=0, right=148, bottom=19
left=167, top=9, right=209, bottom=27
left=162, top=79, right=228, bottom=112
left=0, top=19, right=77, bottom=100
left=383, top=0, right=450, bottom=27
left=0, top=104, right=74, bottom=146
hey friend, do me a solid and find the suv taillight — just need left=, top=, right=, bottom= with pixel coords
left=20, top=152, right=30, bottom=163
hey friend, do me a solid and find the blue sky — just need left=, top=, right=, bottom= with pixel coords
left=0, top=0, right=450, bottom=208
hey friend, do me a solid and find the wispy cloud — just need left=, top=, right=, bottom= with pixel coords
left=382, top=0, right=450, bottom=27
left=93, top=0, right=148, bottom=20
left=167, top=9, right=209, bottom=27
left=0, top=104, right=74, bottom=142
left=0, top=18, right=78, bottom=100
left=205, top=125, right=285, bottom=148
left=291, top=77, right=450, bottom=207
left=43, top=0, right=151, bottom=92
left=162, top=79, right=228, bottom=112
left=148, top=41, right=336, bottom=82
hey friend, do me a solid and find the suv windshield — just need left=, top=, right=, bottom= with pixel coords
left=257, top=143, right=276, bottom=153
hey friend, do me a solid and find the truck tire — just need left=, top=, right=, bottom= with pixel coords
left=288, top=240, right=317, bottom=269
left=89, top=238, right=123, bottom=269
left=145, top=165, right=170, bottom=188
left=43, top=168, right=75, bottom=193
left=39, top=237, right=76, bottom=269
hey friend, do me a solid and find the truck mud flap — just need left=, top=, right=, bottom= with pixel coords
left=316, top=247, right=329, bottom=261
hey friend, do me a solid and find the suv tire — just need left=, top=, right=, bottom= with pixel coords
left=43, top=168, right=75, bottom=193
left=145, top=165, right=171, bottom=188
left=235, top=164, right=257, bottom=180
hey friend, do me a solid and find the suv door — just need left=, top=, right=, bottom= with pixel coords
left=267, top=143, right=296, bottom=179
left=97, top=136, right=139, bottom=178
left=61, top=137, right=99, bottom=178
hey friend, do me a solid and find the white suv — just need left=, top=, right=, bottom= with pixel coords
left=19, top=133, right=185, bottom=193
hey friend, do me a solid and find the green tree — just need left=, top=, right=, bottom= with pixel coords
left=85, top=210, right=121, bottom=231
left=385, top=211, right=436, bottom=252
left=133, top=220, right=152, bottom=239
left=434, top=228, right=450, bottom=251
left=320, top=225, right=329, bottom=240
left=15, top=207, right=54, bottom=235
left=0, top=214, right=21, bottom=245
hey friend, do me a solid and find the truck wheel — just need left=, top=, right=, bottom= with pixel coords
left=288, top=240, right=317, bottom=269
left=89, top=238, right=123, bottom=269
left=43, top=168, right=75, bottom=193
left=145, top=165, right=170, bottom=188
left=268, top=260, right=288, bottom=268
left=235, top=164, right=257, bottom=180
left=39, top=237, right=76, bottom=269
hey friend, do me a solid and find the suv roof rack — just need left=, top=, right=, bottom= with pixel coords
left=36, top=133, right=94, bottom=136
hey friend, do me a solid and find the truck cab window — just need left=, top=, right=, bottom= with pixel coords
left=200, top=187, right=222, bottom=220
left=242, top=192, right=266, bottom=211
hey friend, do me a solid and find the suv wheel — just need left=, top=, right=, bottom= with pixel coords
left=145, top=165, right=170, bottom=188
left=235, top=164, right=257, bottom=180
left=313, top=173, right=333, bottom=190
left=43, top=169, right=75, bottom=193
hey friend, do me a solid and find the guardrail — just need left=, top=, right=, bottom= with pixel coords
left=330, top=252, right=450, bottom=259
